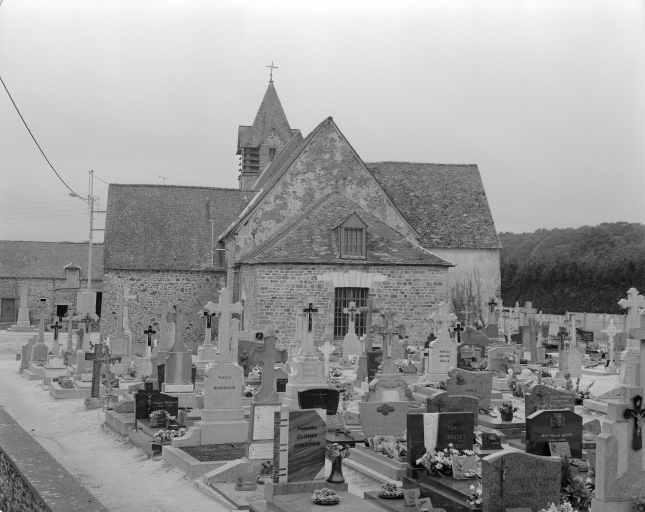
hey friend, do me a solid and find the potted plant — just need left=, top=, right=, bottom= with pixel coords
left=497, top=402, right=518, bottom=421
left=325, top=443, right=350, bottom=484
left=341, top=391, right=350, bottom=410
left=149, top=409, right=170, bottom=428
left=127, top=362, right=138, bottom=378
left=243, top=385, right=258, bottom=397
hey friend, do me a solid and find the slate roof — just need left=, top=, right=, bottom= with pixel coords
left=104, top=184, right=250, bottom=271
left=240, top=193, right=453, bottom=266
left=236, top=82, right=298, bottom=152
left=366, top=162, right=501, bottom=249
left=254, top=131, right=304, bottom=190
left=0, top=241, right=103, bottom=279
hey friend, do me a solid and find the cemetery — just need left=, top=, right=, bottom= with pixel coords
left=2, top=282, right=645, bottom=512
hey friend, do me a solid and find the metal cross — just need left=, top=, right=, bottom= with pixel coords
left=303, top=302, right=318, bottom=333
left=623, top=395, right=645, bottom=451
left=266, top=61, right=278, bottom=82
left=52, top=321, right=60, bottom=341
left=491, top=456, right=511, bottom=505
left=487, top=297, right=498, bottom=313
left=452, top=322, right=464, bottom=344
left=144, top=325, right=157, bottom=347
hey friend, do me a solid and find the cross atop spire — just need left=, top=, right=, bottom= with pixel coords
left=266, top=61, right=278, bottom=82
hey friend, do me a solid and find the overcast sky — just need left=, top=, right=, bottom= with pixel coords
left=1, top=0, right=643, bottom=244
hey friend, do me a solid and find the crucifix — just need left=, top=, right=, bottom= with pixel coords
left=52, top=321, right=60, bottom=341
left=601, top=318, right=622, bottom=370
left=359, top=299, right=381, bottom=353
left=50, top=321, right=61, bottom=356
left=254, top=335, right=279, bottom=403
left=266, top=61, right=278, bottom=82
left=452, top=322, right=464, bottom=344
left=491, top=456, right=512, bottom=506
left=90, top=343, right=119, bottom=399
left=166, top=304, right=189, bottom=353
left=379, top=312, right=403, bottom=374
left=114, top=292, right=133, bottom=333
left=623, top=395, right=645, bottom=451
left=144, top=325, right=157, bottom=347
left=303, top=302, right=318, bottom=333
left=202, top=308, right=216, bottom=345
left=343, top=301, right=360, bottom=336
left=487, top=296, right=499, bottom=324
left=430, top=301, right=457, bottom=339
left=619, top=288, right=645, bottom=331
left=204, top=287, right=244, bottom=361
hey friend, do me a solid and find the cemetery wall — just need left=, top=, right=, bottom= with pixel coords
left=0, top=277, right=102, bottom=323
left=240, top=263, right=449, bottom=345
left=101, top=269, right=226, bottom=353
left=0, top=449, right=49, bottom=512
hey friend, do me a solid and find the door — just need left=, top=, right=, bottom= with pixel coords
left=1, top=299, right=16, bottom=322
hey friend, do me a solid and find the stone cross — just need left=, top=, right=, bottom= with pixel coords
left=91, top=344, right=120, bottom=398
left=430, top=302, right=457, bottom=338
left=619, top=288, right=645, bottom=331
left=62, top=309, right=75, bottom=351
left=519, top=301, right=537, bottom=326
left=359, top=298, right=381, bottom=353
left=379, top=312, right=403, bottom=374
left=452, top=322, right=464, bottom=344
left=152, top=300, right=173, bottom=352
left=460, top=306, right=473, bottom=326
left=204, top=287, right=244, bottom=360
left=343, top=301, right=360, bottom=336
left=376, top=404, right=395, bottom=416
left=114, top=292, right=133, bottom=333
left=166, top=304, right=189, bottom=353
left=51, top=321, right=61, bottom=356
left=317, top=339, right=336, bottom=377
left=122, top=286, right=138, bottom=332
left=567, top=313, right=578, bottom=346
left=144, top=325, right=156, bottom=347
left=623, top=395, right=645, bottom=451
left=253, top=335, right=279, bottom=403
left=37, top=304, right=48, bottom=343
left=601, top=318, right=622, bottom=369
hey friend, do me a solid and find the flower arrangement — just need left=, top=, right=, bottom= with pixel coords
left=632, top=495, right=645, bottom=511
left=329, top=367, right=343, bottom=378
left=378, top=483, right=403, bottom=499
left=247, top=365, right=262, bottom=380
left=312, top=488, right=340, bottom=505
left=326, top=443, right=350, bottom=461
left=150, top=409, right=169, bottom=421
left=497, top=402, right=518, bottom=415
left=561, top=456, right=594, bottom=510
left=466, top=484, right=482, bottom=508
left=348, top=354, right=359, bottom=365
left=153, top=428, right=187, bottom=443
left=416, top=445, right=475, bottom=478
left=127, top=361, right=138, bottom=378
left=574, top=378, right=594, bottom=403
left=407, top=346, right=419, bottom=354
left=243, top=385, right=258, bottom=397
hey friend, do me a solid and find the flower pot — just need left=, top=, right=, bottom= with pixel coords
left=575, top=398, right=583, bottom=406
left=326, top=457, right=345, bottom=484
left=500, top=412, right=513, bottom=421
left=342, top=402, right=348, bottom=411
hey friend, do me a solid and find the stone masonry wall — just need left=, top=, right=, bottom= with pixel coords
left=0, top=449, right=50, bottom=512
left=0, top=278, right=102, bottom=324
left=101, top=269, right=226, bottom=355
left=240, top=263, right=449, bottom=346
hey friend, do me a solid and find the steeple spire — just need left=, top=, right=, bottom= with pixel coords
left=266, top=61, right=278, bottom=83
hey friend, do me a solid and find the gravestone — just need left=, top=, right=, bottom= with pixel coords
left=558, top=345, right=583, bottom=379
left=20, top=336, right=37, bottom=371
left=298, top=388, right=340, bottom=416
left=487, top=346, right=521, bottom=376
left=424, top=338, right=456, bottom=383
left=205, top=287, right=244, bottom=364
left=460, top=327, right=489, bottom=355
left=366, top=350, right=383, bottom=382
left=426, top=393, right=479, bottom=426
left=457, top=343, right=484, bottom=367
left=356, top=299, right=381, bottom=384
left=482, top=451, right=561, bottom=512
left=525, top=409, right=583, bottom=458
left=445, top=367, right=494, bottom=407
left=407, top=412, right=475, bottom=468
left=273, top=409, right=326, bottom=483
left=172, top=363, right=247, bottom=446
left=358, top=401, right=411, bottom=438
left=161, top=304, right=194, bottom=392
left=341, top=301, right=361, bottom=356
left=110, top=292, right=134, bottom=357
left=583, top=418, right=602, bottom=436
left=134, top=391, right=179, bottom=425
left=524, top=384, right=575, bottom=415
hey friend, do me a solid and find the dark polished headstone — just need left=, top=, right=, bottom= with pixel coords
left=525, top=409, right=583, bottom=458
left=367, top=350, right=383, bottom=381
left=298, top=388, right=340, bottom=415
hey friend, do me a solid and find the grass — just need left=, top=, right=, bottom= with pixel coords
left=180, top=443, right=246, bottom=462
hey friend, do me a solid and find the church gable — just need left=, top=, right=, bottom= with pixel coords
left=231, top=118, right=417, bottom=260
left=240, top=193, right=452, bottom=267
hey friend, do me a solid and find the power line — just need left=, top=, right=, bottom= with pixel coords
left=0, top=74, right=88, bottom=204
left=93, top=174, right=110, bottom=185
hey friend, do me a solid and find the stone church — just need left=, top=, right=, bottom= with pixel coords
left=100, top=79, right=500, bottom=353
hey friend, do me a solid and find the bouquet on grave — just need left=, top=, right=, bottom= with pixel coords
left=416, top=444, right=475, bottom=478
left=348, top=354, right=359, bottom=365
left=466, top=483, right=483, bottom=508
left=329, top=367, right=343, bottom=378
left=407, top=345, right=419, bottom=354
left=378, top=483, right=404, bottom=499
left=574, top=378, right=594, bottom=401
left=82, top=366, right=93, bottom=374
left=312, top=488, right=340, bottom=505
left=243, top=385, right=259, bottom=397
left=326, top=443, right=350, bottom=461
left=154, top=428, right=187, bottom=442
left=149, top=409, right=170, bottom=426
left=127, top=361, right=138, bottom=378
left=247, top=365, right=262, bottom=380
left=632, top=494, right=645, bottom=510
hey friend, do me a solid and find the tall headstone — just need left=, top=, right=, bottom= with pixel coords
left=9, top=283, right=36, bottom=332
left=204, top=287, right=244, bottom=364
left=407, top=412, right=475, bottom=468
left=317, top=339, right=336, bottom=378
left=356, top=298, right=380, bottom=384
left=341, top=301, right=361, bottom=356
left=20, top=336, right=37, bottom=371
left=369, top=312, right=409, bottom=400
left=137, top=325, right=156, bottom=379
left=62, top=309, right=75, bottom=352
left=30, top=305, right=49, bottom=363
left=110, top=291, right=133, bottom=358
left=424, top=338, right=457, bottom=383
left=149, top=299, right=173, bottom=388
left=197, top=307, right=217, bottom=368
left=160, top=304, right=194, bottom=393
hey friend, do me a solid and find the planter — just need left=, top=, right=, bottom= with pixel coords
left=327, top=458, right=345, bottom=484
left=500, top=412, right=513, bottom=421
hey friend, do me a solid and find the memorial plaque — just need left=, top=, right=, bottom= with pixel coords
left=344, top=412, right=361, bottom=426
left=445, top=368, right=494, bottom=407
left=451, top=454, right=478, bottom=479
left=273, top=409, right=326, bottom=483
left=403, top=489, right=421, bottom=506
left=480, top=432, right=502, bottom=450
left=276, top=378, right=288, bottom=393
left=252, top=404, right=281, bottom=440
left=367, top=350, right=383, bottom=381
left=482, top=451, right=561, bottom=512
left=326, top=414, right=346, bottom=431
left=525, top=385, right=575, bottom=415
left=415, top=497, right=433, bottom=511
left=576, top=328, right=594, bottom=343
left=548, top=441, right=572, bottom=458
left=297, top=388, right=340, bottom=415
left=583, top=419, right=602, bottom=436
left=525, top=409, right=583, bottom=458
left=359, top=401, right=410, bottom=437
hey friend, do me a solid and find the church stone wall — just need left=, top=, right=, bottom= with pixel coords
left=239, top=263, right=449, bottom=346
left=101, top=269, right=226, bottom=354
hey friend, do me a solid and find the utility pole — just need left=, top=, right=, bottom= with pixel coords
left=85, top=170, right=106, bottom=315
